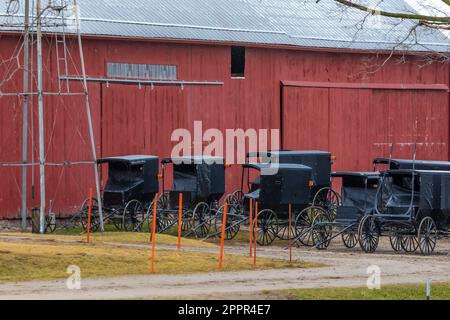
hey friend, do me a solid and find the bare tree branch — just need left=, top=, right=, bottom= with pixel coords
left=331, top=0, right=450, bottom=24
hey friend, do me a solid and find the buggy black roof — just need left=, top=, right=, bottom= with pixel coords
left=386, top=169, right=450, bottom=176
left=244, top=163, right=312, bottom=171
left=332, top=172, right=380, bottom=178
left=162, top=156, right=224, bottom=164
left=98, top=155, right=158, bottom=165
left=373, top=158, right=450, bottom=170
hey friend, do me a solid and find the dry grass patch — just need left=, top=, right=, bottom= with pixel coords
left=1, top=232, right=215, bottom=248
left=0, top=240, right=321, bottom=283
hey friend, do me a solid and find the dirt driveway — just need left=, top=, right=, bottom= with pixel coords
left=0, top=236, right=449, bottom=300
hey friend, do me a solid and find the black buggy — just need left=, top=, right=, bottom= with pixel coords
left=154, top=156, right=226, bottom=238
left=218, top=162, right=321, bottom=245
left=78, top=155, right=159, bottom=232
left=226, top=150, right=339, bottom=241
left=308, top=171, right=380, bottom=250
left=358, top=158, right=450, bottom=255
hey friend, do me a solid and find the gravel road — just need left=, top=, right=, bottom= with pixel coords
left=0, top=235, right=448, bottom=300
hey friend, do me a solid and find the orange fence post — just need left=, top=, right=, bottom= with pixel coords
left=86, top=188, right=93, bottom=243
left=288, top=204, right=292, bottom=263
left=249, top=198, right=253, bottom=257
left=177, top=193, right=183, bottom=251
left=218, top=202, right=228, bottom=271
left=253, top=201, right=258, bottom=267
left=151, top=193, right=158, bottom=273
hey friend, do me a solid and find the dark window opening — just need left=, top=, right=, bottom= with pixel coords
left=231, top=46, right=245, bottom=78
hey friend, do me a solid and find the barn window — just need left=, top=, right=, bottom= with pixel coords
left=107, top=62, right=177, bottom=80
left=231, top=46, right=245, bottom=78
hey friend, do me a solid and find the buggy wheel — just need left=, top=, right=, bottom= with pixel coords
left=341, top=231, right=358, bottom=249
left=157, top=198, right=178, bottom=233
left=389, top=228, right=403, bottom=252
left=214, top=204, right=241, bottom=240
left=358, top=215, right=379, bottom=253
left=45, top=215, right=57, bottom=234
left=191, top=202, right=211, bottom=238
left=294, top=206, right=327, bottom=247
left=400, top=228, right=419, bottom=253
left=312, top=187, right=341, bottom=221
left=157, top=192, right=170, bottom=210
left=254, top=209, right=278, bottom=246
left=276, top=224, right=296, bottom=240
left=111, top=208, right=123, bottom=231
left=311, top=213, right=332, bottom=250
left=400, top=236, right=419, bottom=253
left=181, top=210, right=194, bottom=234
left=225, top=190, right=244, bottom=209
left=80, top=198, right=100, bottom=232
left=418, top=216, right=438, bottom=255
left=122, top=200, right=145, bottom=232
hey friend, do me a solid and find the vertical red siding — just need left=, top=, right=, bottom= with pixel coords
left=0, top=34, right=449, bottom=218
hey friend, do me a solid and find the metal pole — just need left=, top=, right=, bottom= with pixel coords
left=36, top=0, right=46, bottom=234
left=73, top=0, right=104, bottom=231
left=21, top=0, right=30, bottom=231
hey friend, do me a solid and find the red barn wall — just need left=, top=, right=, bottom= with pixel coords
left=0, top=34, right=448, bottom=218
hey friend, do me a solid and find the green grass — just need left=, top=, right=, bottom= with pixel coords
left=277, top=283, right=450, bottom=300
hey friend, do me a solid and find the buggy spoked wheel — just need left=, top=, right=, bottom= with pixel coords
left=80, top=198, right=100, bottom=232
left=294, top=206, right=327, bottom=247
left=342, top=231, right=358, bottom=248
left=254, top=209, right=278, bottom=246
left=418, top=217, right=437, bottom=255
left=158, top=211, right=178, bottom=233
left=181, top=210, right=194, bottom=234
left=192, top=202, right=211, bottom=238
left=45, top=216, right=57, bottom=233
left=358, top=215, right=379, bottom=253
left=122, top=200, right=145, bottom=232
left=157, top=192, right=170, bottom=210
left=157, top=196, right=178, bottom=233
left=312, top=187, right=341, bottom=221
left=389, top=228, right=403, bottom=252
left=214, top=204, right=241, bottom=240
left=111, top=208, right=123, bottom=231
left=277, top=223, right=296, bottom=240
left=311, top=213, right=332, bottom=250
left=400, top=227, right=419, bottom=253
left=225, top=190, right=244, bottom=209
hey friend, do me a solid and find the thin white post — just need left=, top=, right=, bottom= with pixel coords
left=21, top=0, right=30, bottom=231
left=36, top=0, right=46, bottom=234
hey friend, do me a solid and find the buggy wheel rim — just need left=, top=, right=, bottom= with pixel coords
left=254, top=209, right=278, bottom=246
left=215, top=205, right=240, bottom=240
left=122, top=200, right=144, bottom=232
left=400, top=234, right=419, bottom=253
left=389, top=227, right=403, bottom=252
left=294, top=206, right=326, bottom=247
left=342, top=231, right=358, bottom=248
left=311, top=213, right=332, bottom=249
left=358, top=215, right=379, bottom=253
left=418, top=217, right=437, bottom=255
left=192, top=202, right=211, bottom=238
left=312, top=188, right=340, bottom=221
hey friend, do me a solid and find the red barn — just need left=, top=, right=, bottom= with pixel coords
left=0, top=0, right=449, bottom=219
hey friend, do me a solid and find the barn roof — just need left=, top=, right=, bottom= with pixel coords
left=1, top=0, right=449, bottom=52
